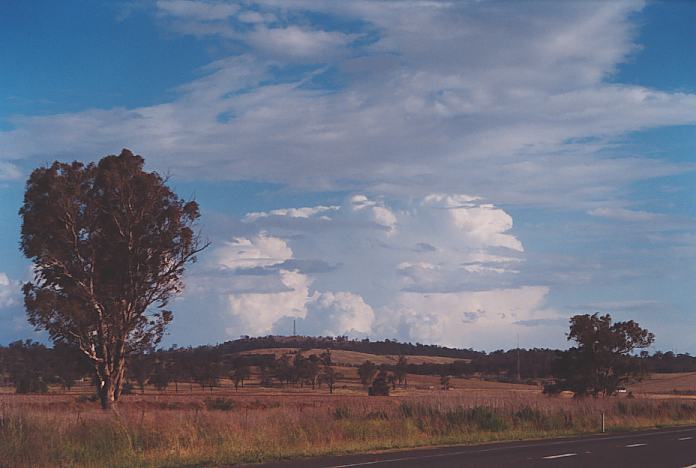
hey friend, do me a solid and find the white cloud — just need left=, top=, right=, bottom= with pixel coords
left=3, top=1, right=696, bottom=210
left=214, top=232, right=293, bottom=270
left=349, top=195, right=397, bottom=234
left=377, top=286, right=557, bottom=349
left=0, top=162, right=21, bottom=181
left=226, top=269, right=311, bottom=336
left=244, top=205, right=339, bottom=222
left=305, top=291, right=375, bottom=337
left=588, top=207, right=662, bottom=222
left=157, top=0, right=238, bottom=21
left=0, top=273, right=19, bottom=308
left=422, top=194, right=523, bottom=251
left=248, top=26, right=354, bottom=60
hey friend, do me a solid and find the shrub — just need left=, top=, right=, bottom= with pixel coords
left=368, top=371, right=391, bottom=396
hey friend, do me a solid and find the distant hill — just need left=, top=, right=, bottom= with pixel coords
left=217, top=335, right=483, bottom=360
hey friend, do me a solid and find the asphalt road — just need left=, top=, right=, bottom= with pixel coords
left=246, top=426, right=696, bottom=468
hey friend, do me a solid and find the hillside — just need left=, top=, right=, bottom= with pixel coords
left=237, top=347, right=465, bottom=366
left=218, top=335, right=482, bottom=360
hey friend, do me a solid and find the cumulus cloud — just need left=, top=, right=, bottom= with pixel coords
left=214, top=233, right=293, bottom=270
left=378, top=286, right=556, bottom=349
left=182, top=192, right=555, bottom=348
left=226, top=269, right=311, bottom=336
left=304, top=291, right=375, bottom=337
left=422, top=194, right=523, bottom=251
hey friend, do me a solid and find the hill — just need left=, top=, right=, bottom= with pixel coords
left=217, top=335, right=483, bottom=360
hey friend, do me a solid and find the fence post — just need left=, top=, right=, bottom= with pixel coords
left=601, top=411, right=605, bottom=433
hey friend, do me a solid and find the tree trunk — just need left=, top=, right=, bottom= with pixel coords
left=98, top=376, right=116, bottom=410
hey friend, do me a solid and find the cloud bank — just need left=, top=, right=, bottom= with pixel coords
left=182, top=194, right=559, bottom=349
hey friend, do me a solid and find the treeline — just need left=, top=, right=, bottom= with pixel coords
left=0, top=341, right=91, bottom=392
left=3, top=337, right=696, bottom=395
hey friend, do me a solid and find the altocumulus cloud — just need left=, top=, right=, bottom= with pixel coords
left=3, top=1, right=696, bottom=209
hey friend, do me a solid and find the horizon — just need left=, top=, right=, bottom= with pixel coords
left=1, top=1, right=696, bottom=353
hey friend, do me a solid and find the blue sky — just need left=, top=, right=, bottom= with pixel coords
left=1, top=0, right=695, bottom=352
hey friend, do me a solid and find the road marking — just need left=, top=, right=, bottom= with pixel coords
left=680, top=464, right=696, bottom=468
left=624, top=443, right=646, bottom=448
left=679, top=437, right=693, bottom=441
left=542, top=453, right=577, bottom=459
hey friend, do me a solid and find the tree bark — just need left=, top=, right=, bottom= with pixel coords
left=98, top=375, right=115, bottom=410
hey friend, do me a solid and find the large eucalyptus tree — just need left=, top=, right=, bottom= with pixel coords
left=20, top=149, right=206, bottom=409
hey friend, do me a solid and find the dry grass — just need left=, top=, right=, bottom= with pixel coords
left=2, top=379, right=696, bottom=468
left=628, top=372, right=696, bottom=395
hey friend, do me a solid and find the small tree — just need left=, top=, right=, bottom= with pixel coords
left=20, top=149, right=206, bottom=409
left=548, top=313, right=654, bottom=397
left=319, top=349, right=332, bottom=366
left=440, top=374, right=451, bottom=390
left=358, top=360, right=378, bottom=387
left=191, top=347, right=221, bottom=392
left=128, top=353, right=152, bottom=394
left=274, top=355, right=294, bottom=386
left=231, top=365, right=250, bottom=391
left=149, top=357, right=172, bottom=391
left=6, top=341, right=52, bottom=394
left=394, top=354, right=408, bottom=388
left=304, top=354, right=321, bottom=389
left=52, top=343, right=90, bottom=391
left=368, top=370, right=391, bottom=396
left=320, top=366, right=342, bottom=394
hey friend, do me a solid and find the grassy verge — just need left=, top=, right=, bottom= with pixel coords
left=2, top=395, right=696, bottom=467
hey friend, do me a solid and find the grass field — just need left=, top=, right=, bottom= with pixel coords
left=3, top=370, right=696, bottom=467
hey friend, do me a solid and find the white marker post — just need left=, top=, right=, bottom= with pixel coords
left=601, top=412, right=605, bottom=433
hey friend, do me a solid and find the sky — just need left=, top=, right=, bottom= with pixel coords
left=1, top=0, right=695, bottom=352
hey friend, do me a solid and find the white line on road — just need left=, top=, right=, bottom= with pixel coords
left=624, top=443, right=647, bottom=448
left=542, top=453, right=577, bottom=459
left=680, top=464, right=696, bottom=468
left=679, top=437, right=693, bottom=441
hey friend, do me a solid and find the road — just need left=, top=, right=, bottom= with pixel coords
left=246, top=425, right=696, bottom=468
